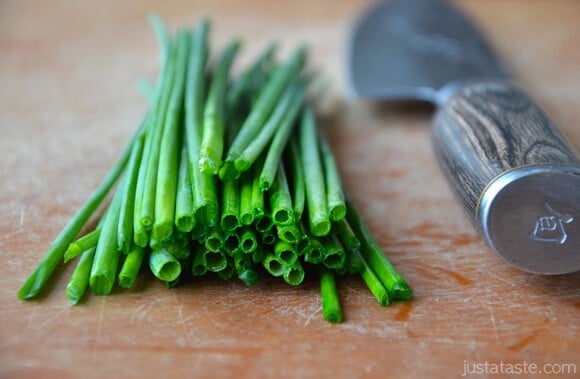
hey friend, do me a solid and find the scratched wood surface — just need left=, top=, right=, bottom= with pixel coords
left=1, top=1, right=579, bottom=378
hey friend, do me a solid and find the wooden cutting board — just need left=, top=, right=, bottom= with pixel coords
left=1, top=1, right=579, bottom=378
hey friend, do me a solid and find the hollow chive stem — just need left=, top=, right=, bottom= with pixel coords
left=192, top=248, right=207, bottom=276
left=185, top=20, right=218, bottom=226
left=299, top=107, right=330, bottom=236
left=17, top=123, right=144, bottom=300
left=224, top=232, right=240, bottom=255
left=233, top=252, right=259, bottom=286
left=262, top=252, right=285, bottom=277
left=283, top=260, right=305, bottom=286
left=250, top=158, right=266, bottom=220
left=204, top=226, right=223, bottom=252
left=277, top=224, right=301, bottom=245
left=220, top=46, right=307, bottom=181
left=133, top=122, right=154, bottom=247
left=140, top=36, right=179, bottom=231
left=148, top=248, right=182, bottom=282
left=118, top=120, right=147, bottom=252
left=319, top=268, right=343, bottom=323
left=239, top=227, right=258, bottom=254
left=274, top=241, right=297, bottom=266
left=269, top=163, right=294, bottom=226
left=199, top=40, right=241, bottom=174
left=64, top=226, right=101, bottom=263
left=321, top=235, right=346, bottom=270
left=333, top=218, right=361, bottom=253
left=221, top=179, right=241, bottom=232
left=258, top=81, right=306, bottom=191
left=203, top=250, right=227, bottom=272
left=239, top=171, right=254, bottom=226
left=66, top=247, right=96, bottom=305
left=153, top=30, right=190, bottom=242
left=118, top=244, right=145, bottom=288
left=345, top=197, right=412, bottom=300
left=304, top=237, right=325, bottom=264
left=175, top=144, right=195, bottom=232
left=287, top=138, right=305, bottom=219
left=355, top=250, right=390, bottom=306
left=319, top=135, right=346, bottom=221
left=234, top=80, right=305, bottom=174
left=89, top=175, right=126, bottom=295
left=216, top=258, right=235, bottom=280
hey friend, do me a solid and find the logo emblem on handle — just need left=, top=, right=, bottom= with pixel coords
left=529, top=203, right=574, bottom=244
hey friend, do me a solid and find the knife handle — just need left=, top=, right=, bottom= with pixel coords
left=432, top=81, right=580, bottom=274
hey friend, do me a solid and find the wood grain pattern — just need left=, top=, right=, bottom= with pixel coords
left=432, top=81, right=579, bottom=220
left=1, top=1, right=579, bottom=379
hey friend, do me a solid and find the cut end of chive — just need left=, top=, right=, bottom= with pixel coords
left=66, top=286, right=83, bottom=305
left=323, top=251, right=346, bottom=270
left=176, top=216, right=195, bottom=233
left=140, top=217, right=153, bottom=228
left=280, top=229, right=298, bottom=244
left=377, top=292, right=391, bottom=307
left=219, top=161, right=240, bottom=181
left=118, top=275, right=136, bottom=289
left=311, top=218, right=331, bottom=237
left=134, top=230, right=150, bottom=248
left=392, top=282, right=413, bottom=300
left=153, top=261, right=182, bottom=282
left=203, top=251, right=227, bottom=272
left=241, top=238, right=257, bottom=253
left=283, top=266, right=305, bottom=286
left=192, top=263, right=207, bottom=277
left=234, top=158, right=251, bottom=173
left=221, top=214, right=240, bottom=232
left=240, top=212, right=254, bottom=226
left=205, top=236, right=223, bottom=252
left=329, top=205, right=346, bottom=222
left=224, top=234, right=240, bottom=252
left=258, top=179, right=271, bottom=192
left=255, top=215, right=273, bottom=233
left=153, top=222, right=174, bottom=243
left=199, top=155, right=219, bottom=175
left=238, top=270, right=259, bottom=286
left=323, top=310, right=343, bottom=323
left=273, top=209, right=292, bottom=226
left=64, top=245, right=83, bottom=263
left=90, top=274, right=113, bottom=296
left=264, top=258, right=284, bottom=277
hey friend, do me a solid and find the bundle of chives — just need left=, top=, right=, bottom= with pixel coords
left=17, top=16, right=412, bottom=324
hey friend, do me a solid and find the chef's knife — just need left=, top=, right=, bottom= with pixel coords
left=349, top=0, right=580, bottom=274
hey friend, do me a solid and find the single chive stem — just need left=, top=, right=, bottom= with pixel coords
left=355, top=250, right=390, bottom=306
left=287, top=138, right=305, bottom=219
left=333, top=218, right=361, bottom=252
left=64, top=227, right=101, bottom=263
left=89, top=175, right=126, bottom=296
left=239, top=171, right=254, bottom=225
left=304, top=237, right=325, bottom=264
left=153, top=30, right=190, bottom=242
left=199, top=40, right=241, bottom=174
left=149, top=248, right=182, bottom=282
left=17, top=122, right=144, bottom=300
left=239, top=227, right=258, bottom=254
left=133, top=122, right=154, bottom=247
left=250, top=157, right=266, bottom=220
left=321, top=235, right=346, bottom=270
left=234, top=79, right=305, bottom=174
left=224, top=232, right=240, bottom=254
left=320, top=134, right=346, bottom=221
left=118, top=120, right=147, bottom=252
left=66, top=247, right=96, bottom=305
left=269, top=163, right=294, bottom=226
left=118, top=244, right=145, bottom=288
left=277, top=224, right=301, bottom=245
left=234, top=252, right=259, bottom=286
left=220, top=179, right=241, bottom=232
left=216, top=258, right=235, bottom=280
left=299, top=107, right=330, bottom=236
left=192, top=248, right=207, bottom=276
left=175, top=143, right=195, bottom=232
left=319, top=268, right=343, bottom=323
left=204, top=227, right=223, bottom=252
left=283, top=260, right=305, bottom=286
left=140, top=37, right=179, bottom=231
left=185, top=21, right=219, bottom=226
left=346, top=197, right=412, bottom=300
left=203, top=250, right=227, bottom=272
left=262, top=252, right=285, bottom=277
left=274, top=241, right=297, bottom=266
left=220, top=46, right=307, bottom=181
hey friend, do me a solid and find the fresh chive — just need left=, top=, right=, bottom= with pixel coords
left=216, top=258, right=235, bottom=280
left=319, top=268, right=343, bottom=323
left=175, top=143, right=195, bottom=232
left=140, top=37, right=179, bottom=231
left=66, top=248, right=96, bottom=305
left=274, top=241, right=297, bottom=266
left=346, top=198, right=412, bottom=300
left=220, top=46, right=307, bottom=181
left=224, top=232, right=240, bottom=254
left=319, top=135, right=346, bottom=221
left=304, top=237, right=324, bottom=264
left=234, top=252, right=259, bottom=286
left=345, top=248, right=364, bottom=275
left=118, top=244, right=145, bottom=288
left=234, top=79, right=305, bottom=173
left=239, top=227, right=258, bottom=254
left=153, top=30, right=190, bottom=242
left=260, top=228, right=277, bottom=246
left=239, top=171, right=254, bottom=225
left=89, top=175, right=126, bottom=295
left=221, top=179, right=240, bottom=232
left=199, top=40, right=241, bottom=174
left=255, top=213, right=273, bottom=233
left=250, top=158, right=266, bottom=220
left=203, top=250, right=227, bottom=272
left=64, top=227, right=101, bottom=264
left=333, top=218, right=361, bottom=252
left=283, top=260, right=305, bottom=286
left=17, top=124, right=144, bottom=300
left=262, top=252, right=285, bottom=277
left=164, top=231, right=191, bottom=260
left=355, top=250, right=390, bottom=306
left=149, top=248, right=182, bottom=282
left=269, top=163, right=294, bottom=226
left=276, top=224, right=301, bottom=245
left=251, top=245, right=265, bottom=264
left=191, top=249, right=207, bottom=276
left=287, top=138, right=305, bottom=219
left=299, top=107, right=330, bottom=236
left=321, top=235, right=346, bottom=270
left=204, top=226, right=223, bottom=252
left=118, top=120, right=147, bottom=252
left=133, top=121, right=154, bottom=247
left=185, top=20, right=219, bottom=226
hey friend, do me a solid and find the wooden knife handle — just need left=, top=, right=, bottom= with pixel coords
left=432, top=81, right=579, bottom=222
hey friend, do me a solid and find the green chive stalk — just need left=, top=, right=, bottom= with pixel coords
left=199, top=40, right=241, bottom=174
left=319, top=135, right=346, bottom=221
left=274, top=241, right=297, bottom=266
left=262, top=252, right=285, bottom=277
left=203, top=250, right=227, bottom=272
left=175, top=144, right=195, bottom=232
left=66, top=247, right=96, bottom=305
left=287, top=138, right=305, bottom=219
left=239, top=227, right=258, bottom=254
left=148, top=248, right=182, bottom=282
left=283, top=260, right=305, bottom=286
left=220, top=179, right=241, bottom=232
left=321, top=235, right=346, bottom=270
left=355, top=250, right=390, bottom=306
left=234, top=252, right=259, bottom=286
left=118, top=244, right=145, bottom=288
left=277, top=224, right=301, bottom=245
left=319, top=268, right=342, bottom=323
left=191, top=249, right=207, bottom=276
left=64, top=225, right=101, bottom=263
left=239, top=171, right=254, bottom=225
left=299, top=107, right=330, bottom=236
left=270, top=163, right=294, bottom=226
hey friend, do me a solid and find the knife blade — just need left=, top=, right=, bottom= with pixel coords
left=349, top=0, right=580, bottom=274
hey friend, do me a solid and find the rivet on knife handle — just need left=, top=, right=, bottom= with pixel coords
left=432, top=81, right=580, bottom=275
